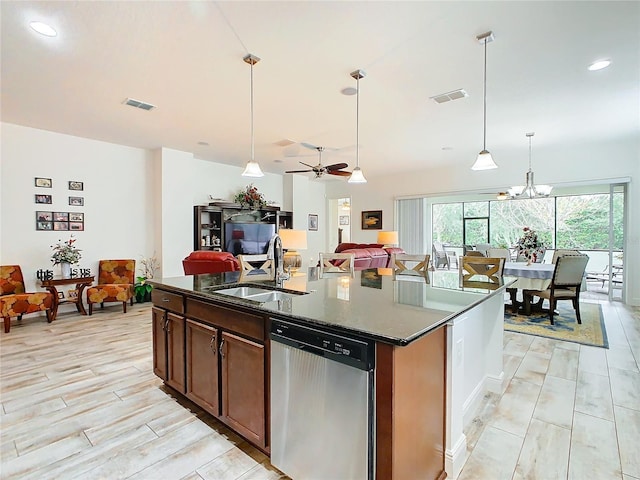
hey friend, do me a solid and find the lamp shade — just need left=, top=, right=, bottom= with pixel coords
left=279, top=229, right=308, bottom=250
left=471, top=150, right=498, bottom=170
left=377, top=231, right=398, bottom=246
left=242, top=161, right=264, bottom=177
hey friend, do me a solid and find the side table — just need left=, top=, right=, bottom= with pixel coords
left=40, top=276, right=94, bottom=321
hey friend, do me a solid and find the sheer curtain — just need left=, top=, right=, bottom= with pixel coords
left=397, top=198, right=426, bottom=254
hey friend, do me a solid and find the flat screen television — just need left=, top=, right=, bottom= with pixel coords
left=225, top=223, right=276, bottom=256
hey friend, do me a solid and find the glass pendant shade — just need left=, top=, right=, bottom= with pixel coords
left=472, top=31, right=497, bottom=170
left=242, top=161, right=264, bottom=177
left=241, top=54, right=264, bottom=178
left=348, top=166, right=367, bottom=184
left=471, top=150, right=498, bottom=170
left=349, top=69, right=367, bottom=184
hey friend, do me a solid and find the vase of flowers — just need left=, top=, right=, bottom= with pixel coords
left=51, top=235, right=82, bottom=278
left=234, top=183, right=267, bottom=210
left=515, top=227, right=545, bottom=265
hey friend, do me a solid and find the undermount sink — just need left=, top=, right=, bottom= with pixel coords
left=212, top=286, right=307, bottom=303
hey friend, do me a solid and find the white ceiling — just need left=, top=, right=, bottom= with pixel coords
left=1, top=1, right=638, bottom=179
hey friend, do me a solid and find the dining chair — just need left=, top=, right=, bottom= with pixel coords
left=0, top=265, right=54, bottom=333
left=392, top=253, right=430, bottom=275
left=432, top=242, right=457, bottom=269
left=551, top=249, right=580, bottom=264
left=237, top=254, right=273, bottom=274
left=475, top=243, right=492, bottom=257
left=319, top=253, right=355, bottom=274
left=487, top=248, right=510, bottom=260
left=459, top=257, right=505, bottom=291
left=86, top=259, right=135, bottom=315
left=465, top=251, right=485, bottom=257
left=523, top=254, right=589, bottom=325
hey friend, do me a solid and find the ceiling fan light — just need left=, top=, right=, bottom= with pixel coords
left=471, top=150, right=498, bottom=170
left=348, top=166, right=367, bottom=184
left=242, top=161, right=264, bottom=177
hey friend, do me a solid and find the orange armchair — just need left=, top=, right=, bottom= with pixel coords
left=1, top=265, right=54, bottom=333
left=86, top=259, right=135, bottom=315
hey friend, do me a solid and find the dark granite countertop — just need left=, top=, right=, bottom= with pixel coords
left=149, top=268, right=513, bottom=346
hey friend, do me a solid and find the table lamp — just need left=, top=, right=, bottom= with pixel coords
left=279, top=229, right=307, bottom=272
left=377, top=231, right=398, bottom=248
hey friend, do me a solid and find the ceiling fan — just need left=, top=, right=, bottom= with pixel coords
left=285, top=146, right=351, bottom=178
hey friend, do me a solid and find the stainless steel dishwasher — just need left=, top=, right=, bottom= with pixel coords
left=270, top=318, right=375, bottom=480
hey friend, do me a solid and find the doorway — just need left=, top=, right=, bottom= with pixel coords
left=328, top=197, right=351, bottom=249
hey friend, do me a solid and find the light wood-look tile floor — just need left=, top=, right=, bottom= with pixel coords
left=1, top=296, right=638, bottom=479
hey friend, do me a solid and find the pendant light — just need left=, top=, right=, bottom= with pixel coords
left=241, top=53, right=264, bottom=177
left=348, top=69, right=367, bottom=184
left=471, top=31, right=498, bottom=171
left=508, top=132, right=553, bottom=198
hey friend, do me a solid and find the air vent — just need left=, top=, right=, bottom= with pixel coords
left=123, top=98, right=156, bottom=111
left=430, top=89, right=468, bottom=104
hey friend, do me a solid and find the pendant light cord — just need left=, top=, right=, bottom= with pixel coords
left=483, top=39, right=487, bottom=150
left=356, top=76, right=360, bottom=168
left=250, top=60, right=255, bottom=162
left=528, top=134, right=532, bottom=171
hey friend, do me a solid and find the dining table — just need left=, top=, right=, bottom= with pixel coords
left=503, top=261, right=555, bottom=315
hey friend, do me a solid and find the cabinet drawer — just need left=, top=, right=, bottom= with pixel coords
left=186, top=298, right=264, bottom=342
left=152, top=289, right=184, bottom=314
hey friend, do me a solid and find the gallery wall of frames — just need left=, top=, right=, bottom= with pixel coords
left=34, top=177, right=85, bottom=231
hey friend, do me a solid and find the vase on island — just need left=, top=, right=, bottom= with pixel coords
left=61, top=262, right=71, bottom=279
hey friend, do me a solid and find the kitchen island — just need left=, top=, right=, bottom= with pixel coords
left=150, top=268, right=510, bottom=480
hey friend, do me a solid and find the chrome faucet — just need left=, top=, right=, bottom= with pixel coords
left=267, top=234, right=287, bottom=283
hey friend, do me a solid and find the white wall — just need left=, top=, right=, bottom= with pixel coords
left=1, top=123, right=153, bottom=293
left=1, top=123, right=321, bottom=294
left=289, top=175, right=326, bottom=268
left=326, top=137, right=640, bottom=305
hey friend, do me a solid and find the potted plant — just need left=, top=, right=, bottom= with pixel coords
left=134, top=254, right=158, bottom=303
left=51, top=235, right=82, bottom=278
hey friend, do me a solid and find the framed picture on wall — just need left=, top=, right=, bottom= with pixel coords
left=339, top=215, right=350, bottom=225
left=35, top=177, right=52, bottom=188
left=68, top=181, right=83, bottom=191
left=36, top=221, right=53, bottom=231
left=308, top=214, right=318, bottom=231
left=54, top=212, right=69, bottom=222
left=69, top=196, right=84, bottom=206
left=36, top=211, right=53, bottom=222
left=35, top=194, right=52, bottom=204
left=361, top=210, right=382, bottom=230
left=54, top=221, right=69, bottom=231
left=69, top=222, right=84, bottom=231
left=69, top=213, right=84, bottom=222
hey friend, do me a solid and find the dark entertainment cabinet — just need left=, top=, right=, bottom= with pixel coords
left=194, top=203, right=292, bottom=253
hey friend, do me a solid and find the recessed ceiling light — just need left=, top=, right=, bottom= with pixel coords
left=197, top=141, right=209, bottom=146
left=29, top=21, right=57, bottom=37
left=274, top=159, right=283, bottom=163
left=341, top=87, right=357, bottom=96
left=442, top=146, right=453, bottom=151
left=588, top=59, right=611, bottom=71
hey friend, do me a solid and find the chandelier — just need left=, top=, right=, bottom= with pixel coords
left=507, top=132, right=552, bottom=198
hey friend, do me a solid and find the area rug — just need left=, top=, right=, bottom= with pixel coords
left=504, top=302, right=608, bottom=348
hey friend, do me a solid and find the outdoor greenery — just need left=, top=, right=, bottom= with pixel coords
left=432, top=192, right=624, bottom=251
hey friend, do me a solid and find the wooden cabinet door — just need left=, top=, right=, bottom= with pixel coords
left=152, top=307, right=167, bottom=380
left=166, top=312, right=186, bottom=393
left=220, top=331, right=266, bottom=448
left=186, top=319, right=219, bottom=416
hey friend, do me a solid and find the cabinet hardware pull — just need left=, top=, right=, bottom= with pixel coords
left=210, top=335, right=216, bottom=355
left=219, top=338, right=225, bottom=358
left=162, top=298, right=170, bottom=302
left=163, top=317, right=169, bottom=332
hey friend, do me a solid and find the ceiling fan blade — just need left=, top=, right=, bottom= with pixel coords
left=328, top=170, right=352, bottom=177
left=285, top=169, right=314, bottom=174
left=325, top=162, right=349, bottom=171
left=300, top=142, right=319, bottom=150
left=299, top=161, right=315, bottom=168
